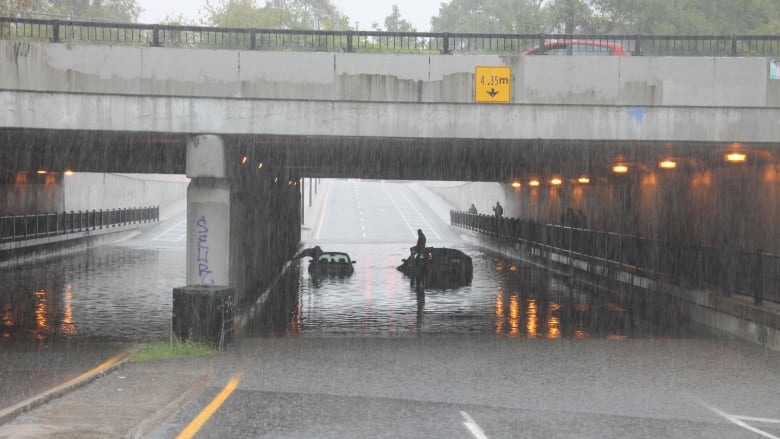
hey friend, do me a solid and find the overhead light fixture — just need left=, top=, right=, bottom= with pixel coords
left=725, top=153, right=746, bottom=163
left=36, top=170, right=47, bottom=175
left=511, top=181, right=521, bottom=188
left=258, top=162, right=264, bottom=169
left=64, top=169, right=75, bottom=176
left=612, top=164, right=628, bottom=174
left=550, top=178, right=562, bottom=186
left=241, top=156, right=248, bottom=164
left=577, top=176, right=590, bottom=184
left=529, top=179, right=540, bottom=187
left=659, top=159, right=677, bottom=169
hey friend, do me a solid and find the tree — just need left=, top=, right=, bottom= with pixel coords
left=2, top=0, right=141, bottom=21
left=591, top=0, right=780, bottom=35
left=431, top=0, right=545, bottom=33
left=202, top=0, right=350, bottom=30
left=544, top=0, right=594, bottom=33
left=378, top=4, right=416, bottom=32
left=49, top=0, right=141, bottom=21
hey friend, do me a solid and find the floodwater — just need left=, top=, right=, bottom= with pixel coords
left=1, top=246, right=181, bottom=349
left=2, top=240, right=697, bottom=349
left=245, top=242, right=696, bottom=340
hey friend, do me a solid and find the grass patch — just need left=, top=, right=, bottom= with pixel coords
left=129, top=340, right=218, bottom=362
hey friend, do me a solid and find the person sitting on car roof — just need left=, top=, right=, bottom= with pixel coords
left=409, top=229, right=426, bottom=261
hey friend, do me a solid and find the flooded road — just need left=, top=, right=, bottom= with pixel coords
left=247, top=242, right=697, bottom=340
left=0, top=180, right=703, bottom=412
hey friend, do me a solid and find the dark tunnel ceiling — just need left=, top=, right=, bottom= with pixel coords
left=0, top=128, right=776, bottom=182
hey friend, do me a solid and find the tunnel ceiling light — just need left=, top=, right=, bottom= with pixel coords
left=578, top=176, right=590, bottom=184
left=36, top=170, right=47, bottom=175
left=241, top=156, right=248, bottom=164
left=612, top=164, right=628, bottom=174
left=550, top=178, right=562, bottom=186
left=258, top=162, right=264, bottom=169
left=725, top=152, right=746, bottom=163
left=511, top=181, right=521, bottom=188
left=529, top=179, right=540, bottom=187
left=273, top=176, right=279, bottom=183
left=64, top=169, right=75, bottom=176
left=659, top=159, right=677, bottom=169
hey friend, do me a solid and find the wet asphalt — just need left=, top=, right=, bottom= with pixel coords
left=0, top=181, right=779, bottom=438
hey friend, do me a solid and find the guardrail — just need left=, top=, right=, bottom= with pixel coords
left=2, top=16, right=780, bottom=56
left=451, top=211, right=779, bottom=306
left=0, top=206, right=159, bottom=243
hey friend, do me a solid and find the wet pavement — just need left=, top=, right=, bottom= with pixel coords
left=0, top=180, right=778, bottom=437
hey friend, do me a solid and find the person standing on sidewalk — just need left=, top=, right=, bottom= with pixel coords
left=492, top=201, right=504, bottom=233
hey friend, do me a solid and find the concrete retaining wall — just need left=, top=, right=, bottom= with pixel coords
left=460, top=230, right=780, bottom=351
left=63, top=173, right=188, bottom=218
left=2, top=41, right=778, bottom=107
left=0, top=173, right=188, bottom=218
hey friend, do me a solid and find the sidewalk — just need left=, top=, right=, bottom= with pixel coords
left=300, top=178, right=330, bottom=243
left=0, top=355, right=218, bottom=439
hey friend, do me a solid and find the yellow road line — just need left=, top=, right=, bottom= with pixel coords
left=314, top=181, right=332, bottom=241
left=66, top=350, right=129, bottom=385
left=176, top=371, right=245, bottom=439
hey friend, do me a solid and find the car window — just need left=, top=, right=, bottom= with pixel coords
left=571, top=44, right=614, bottom=56
left=540, top=44, right=569, bottom=56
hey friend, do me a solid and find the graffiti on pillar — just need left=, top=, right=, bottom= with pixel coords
left=196, top=216, right=215, bottom=286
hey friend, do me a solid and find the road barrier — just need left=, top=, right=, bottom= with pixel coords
left=2, top=16, right=780, bottom=57
left=0, top=206, right=159, bottom=243
left=452, top=210, right=778, bottom=306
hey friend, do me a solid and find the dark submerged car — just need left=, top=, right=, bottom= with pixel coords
left=397, top=247, right=473, bottom=288
left=308, top=251, right=356, bottom=277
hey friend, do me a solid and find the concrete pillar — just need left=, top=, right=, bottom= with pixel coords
left=174, top=135, right=234, bottom=344
left=174, top=134, right=304, bottom=343
left=186, top=135, right=231, bottom=286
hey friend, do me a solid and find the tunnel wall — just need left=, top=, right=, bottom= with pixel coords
left=1, top=41, right=777, bottom=107
left=423, top=182, right=508, bottom=216
left=0, top=171, right=63, bottom=215
left=62, top=173, right=188, bottom=216
left=431, top=170, right=780, bottom=255
left=0, top=172, right=188, bottom=217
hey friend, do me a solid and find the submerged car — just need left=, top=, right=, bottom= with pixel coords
left=397, top=247, right=473, bottom=288
left=522, top=40, right=629, bottom=56
left=308, top=251, right=356, bottom=277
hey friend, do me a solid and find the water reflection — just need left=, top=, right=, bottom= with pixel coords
left=1, top=246, right=182, bottom=348
left=247, top=242, right=693, bottom=340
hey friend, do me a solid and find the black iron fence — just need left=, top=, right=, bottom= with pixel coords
left=2, top=17, right=780, bottom=56
left=452, top=211, right=779, bottom=306
left=0, top=206, right=159, bottom=243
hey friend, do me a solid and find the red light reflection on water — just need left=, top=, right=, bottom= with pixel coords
left=34, top=289, right=49, bottom=340
left=546, top=301, right=561, bottom=339
left=508, top=294, right=520, bottom=338
left=59, top=284, right=77, bottom=336
left=526, top=299, right=538, bottom=338
left=494, top=291, right=504, bottom=335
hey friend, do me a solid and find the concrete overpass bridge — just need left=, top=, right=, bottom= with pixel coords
left=1, top=24, right=779, bottom=341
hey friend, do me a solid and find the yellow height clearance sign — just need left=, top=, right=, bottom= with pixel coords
left=475, top=66, right=511, bottom=103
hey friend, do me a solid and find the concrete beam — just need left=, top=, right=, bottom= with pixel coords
left=2, top=91, right=779, bottom=143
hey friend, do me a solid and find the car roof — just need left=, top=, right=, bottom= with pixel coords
left=522, top=39, right=628, bottom=55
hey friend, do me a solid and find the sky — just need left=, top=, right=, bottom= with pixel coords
left=137, top=0, right=441, bottom=32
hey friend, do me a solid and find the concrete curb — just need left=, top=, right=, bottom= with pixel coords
left=0, top=348, right=136, bottom=425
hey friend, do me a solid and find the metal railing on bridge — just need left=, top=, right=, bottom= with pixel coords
left=451, top=211, right=779, bottom=306
left=0, top=206, right=159, bottom=243
left=2, top=16, right=780, bottom=57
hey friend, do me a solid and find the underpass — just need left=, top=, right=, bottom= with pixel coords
left=1, top=179, right=779, bottom=438
left=0, top=21, right=779, bottom=437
